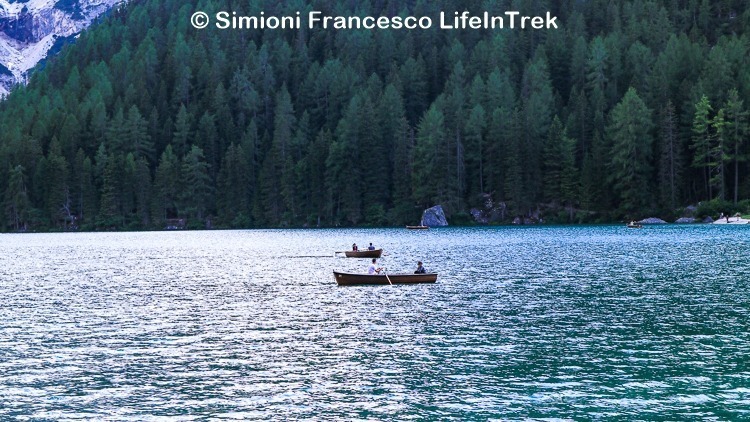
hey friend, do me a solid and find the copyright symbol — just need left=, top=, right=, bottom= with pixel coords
left=191, top=11, right=209, bottom=29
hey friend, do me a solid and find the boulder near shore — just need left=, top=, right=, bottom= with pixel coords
left=421, top=205, right=449, bottom=227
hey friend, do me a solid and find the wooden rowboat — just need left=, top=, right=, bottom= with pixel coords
left=343, top=248, right=383, bottom=258
left=406, top=225, right=429, bottom=230
left=333, top=271, right=438, bottom=286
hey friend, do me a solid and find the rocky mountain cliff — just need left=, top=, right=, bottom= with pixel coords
left=0, top=0, right=123, bottom=96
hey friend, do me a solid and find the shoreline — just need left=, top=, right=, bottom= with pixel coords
left=3, top=221, right=749, bottom=235
left=713, top=217, right=750, bottom=225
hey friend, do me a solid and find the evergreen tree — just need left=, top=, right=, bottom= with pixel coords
left=412, top=105, right=447, bottom=209
left=152, top=145, right=181, bottom=224
left=306, top=129, right=331, bottom=226
left=521, top=51, right=554, bottom=211
left=72, top=149, right=97, bottom=226
left=4, top=165, right=31, bottom=231
left=464, top=104, right=486, bottom=202
left=217, top=143, right=251, bottom=227
left=543, top=116, right=578, bottom=210
left=181, top=145, right=213, bottom=222
left=504, top=109, right=525, bottom=214
left=172, top=104, right=191, bottom=158
left=133, top=157, right=152, bottom=226
left=607, top=88, right=654, bottom=217
left=97, top=154, right=122, bottom=229
left=691, top=95, right=714, bottom=199
left=710, top=108, right=728, bottom=201
left=44, top=142, right=71, bottom=227
left=724, top=89, right=748, bottom=204
left=658, top=100, right=682, bottom=210
left=126, top=105, right=155, bottom=163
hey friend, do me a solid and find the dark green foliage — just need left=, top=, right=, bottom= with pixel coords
left=658, top=100, right=681, bottom=211
left=1, top=0, right=750, bottom=230
left=607, top=88, right=654, bottom=218
left=4, top=165, right=31, bottom=231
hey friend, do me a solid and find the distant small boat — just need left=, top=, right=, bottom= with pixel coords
left=627, top=222, right=643, bottom=229
left=344, top=248, right=383, bottom=258
left=406, top=225, right=429, bottom=230
left=333, top=271, right=437, bottom=286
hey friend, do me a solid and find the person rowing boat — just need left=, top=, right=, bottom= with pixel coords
left=368, top=258, right=383, bottom=275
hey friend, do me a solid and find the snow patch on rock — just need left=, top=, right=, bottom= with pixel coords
left=0, top=0, right=124, bottom=94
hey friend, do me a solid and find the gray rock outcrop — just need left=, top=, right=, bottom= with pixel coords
left=675, top=217, right=697, bottom=224
left=470, top=194, right=508, bottom=224
left=682, top=205, right=698, bottom=217
left=638, top=217, right=668, bottom=224
left=421, top=205, right=448, bottom=227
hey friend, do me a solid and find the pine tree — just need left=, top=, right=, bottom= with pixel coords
left=125, top=105, right=154, bottom=163
left=44, top=142, right=71, bottom=228
left=4, top=165, right=31, bottom=231
left=464, top=104, right=486, bottom=202
left=607, top=88, right=654, bottom=217
left=133, top=157, right=152, bottom=226
left=691, top=95, right=714, bottom=199
left=412, top=105, right=447, bottom=209
left=172, top=104, right=190, bottom=158
left=97, top=154, right=122, bottom=229
left=710, top=108, right=728, bottom=201
left=504, top=109, right=525, bottom=214
left=217, top=144, right=251, bottom=227
left=306, top=129, right=332, bottom=226
left=152, top=145, right=181, bottom=224
left=521, top=51, right=554, bottom=211
left=258, top=85, right=296, bottom=225
left=72, top=149, right=97, bottom=226
left=543, top=116, right=567, bottom=204
left=659, top=100, right=682, bottom=210
left=379, top=83, right=407, bottom=216
left=181, top=145, right=213, bottom=223
left=724, top=89, right=748, bottom=204
left=106, top=108, right=127, bottom=155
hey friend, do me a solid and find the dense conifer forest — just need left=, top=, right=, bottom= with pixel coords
left=1, top=0, right=749, bottom=231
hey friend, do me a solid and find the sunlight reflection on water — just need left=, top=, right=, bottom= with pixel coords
left=1, top=226, right=749, bottom=419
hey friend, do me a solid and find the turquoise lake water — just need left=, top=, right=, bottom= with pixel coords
left=1, top=226, right=749, bottom=419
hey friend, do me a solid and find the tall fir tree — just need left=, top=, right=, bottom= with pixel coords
left=4, top=165, right=31, bottom=231
left=607, top=88, right=654, bottom=217
left=724, top=89, right=748, bottom=204
left=658, top=100, right=682, bottom=210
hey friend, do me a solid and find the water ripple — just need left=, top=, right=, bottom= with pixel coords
left=1, top=226, right=748, bottom=419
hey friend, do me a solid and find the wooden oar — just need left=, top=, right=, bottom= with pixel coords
left=382, top=267, right=393, bottom=285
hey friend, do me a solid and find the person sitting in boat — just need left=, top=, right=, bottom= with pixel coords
left=368, top=243, right=375, bottom=250
left=352, top=243, right=358, bottom=251
left=368, top=258, right=383, bottom=275
left=414, top=261, right=426, bottom=274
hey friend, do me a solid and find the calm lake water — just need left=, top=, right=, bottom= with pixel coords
left=1, top=226, right=749, bottom=419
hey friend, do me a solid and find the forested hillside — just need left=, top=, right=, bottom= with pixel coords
left=1, top=0, right=749, bottom=230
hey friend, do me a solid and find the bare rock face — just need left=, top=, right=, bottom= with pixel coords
left=0, top=0, right=125, bottom=96
left=638, top=217, right=667, bottom=224
left=675, top=217, right=697, bottom=224
left=421, top=205, right=448, bottom=227
left=470, top=194, right=507, bottom=224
